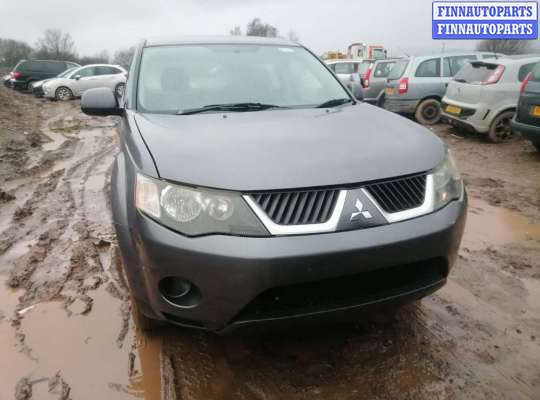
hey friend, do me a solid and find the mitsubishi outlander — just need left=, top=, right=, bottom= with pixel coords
left=81, top=36, right=467, bottom=332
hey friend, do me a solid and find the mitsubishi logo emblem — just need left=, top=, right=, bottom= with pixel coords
left=350, top=199, right=372, bottom=221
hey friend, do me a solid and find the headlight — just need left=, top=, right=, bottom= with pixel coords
left=135, top=173, right=268, bottom=236
left=430, top=150, right=463, bottom=211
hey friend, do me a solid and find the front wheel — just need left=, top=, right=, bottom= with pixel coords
left=415, top=98, right=442, bottom=125
left=115, top=83, right=125, bottom=98
left=55, top=86, right=73, bottom=101
left=487, top=111, right=515, bottom=143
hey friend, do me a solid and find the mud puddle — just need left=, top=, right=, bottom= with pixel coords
left=0, top=274, right=162, bottom=400
left=465, top=197, right=540, bottom=250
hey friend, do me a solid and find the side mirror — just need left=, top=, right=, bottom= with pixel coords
left=73, top=75, right=81, bottom=80
left=353, top=85, right=364, bottom=102
left=81, top=87, right=122, bottom=116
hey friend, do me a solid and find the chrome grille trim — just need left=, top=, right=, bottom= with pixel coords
left=244, top=190, right=348, bottom=236
left=362, top=174, right=435, bottom=224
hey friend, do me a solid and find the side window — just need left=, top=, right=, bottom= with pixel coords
left=76, top=67, right=96, bottom=78
left=518, top=62, right=537, bottom=82
left=415, top=58, right=441, bottom=78
left=373, top=62, right=395, bottom=78
left=334, top=63, right=353, bottom=74
left=482, top=54, right=497, bottom=59
left=44, top=62, right=65, bottom=74
left=97, top=66, right=122, bottom=75
left=26, top=61, right=44, bottom=71
left=327, top=64, right=335, bottom=72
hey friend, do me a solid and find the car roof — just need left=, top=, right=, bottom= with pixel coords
left=144, top=35, right=299, bottom=47
left=77, top=64, right=124, bottom=68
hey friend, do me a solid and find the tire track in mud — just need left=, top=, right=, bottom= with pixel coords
left=0, top=98, right=136, bottom=399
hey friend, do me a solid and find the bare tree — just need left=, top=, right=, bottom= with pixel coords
left=0, top=38, right=33, bottom=67
left=112, top=47, right=135, bottom=70
left=229, top=26, right=242, bottom=36
left=34, top=29, right=77, bottom=60
left=78, top=50, right=110, bottom=66
left=476, top=40, right=531, bottom=55
left=246, top=18, right=278, bottom=38
left=287, top=30, right=300, bottom=42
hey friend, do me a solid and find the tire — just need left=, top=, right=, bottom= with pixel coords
left=114, top=83, right=125, bottom=98
left=55, top=86, right=73, bottom=101
left=415, top=98, right=442, bottom=125
left=487, top=111, right=515, bottom=143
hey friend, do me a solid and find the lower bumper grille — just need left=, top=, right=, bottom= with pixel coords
left=234, top=258, right=447, bottom=322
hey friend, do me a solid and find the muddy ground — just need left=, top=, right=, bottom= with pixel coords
left=0, top=83, right=539, bottom=400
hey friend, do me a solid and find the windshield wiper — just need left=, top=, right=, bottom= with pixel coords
left=178, top=102, right=284, bottom=115
left=454, top=78, right=467, bottom=83
left=316, top=98, right=353, bottom=108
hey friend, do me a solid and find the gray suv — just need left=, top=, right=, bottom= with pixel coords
left=363, top=58, right=398, bottom=106
left=384, top=52, right=500, bottom=125
left=80, top=36, right=466, bottom=333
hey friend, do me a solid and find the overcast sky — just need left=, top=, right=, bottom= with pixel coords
left=2, top=0, right=478, bottom=57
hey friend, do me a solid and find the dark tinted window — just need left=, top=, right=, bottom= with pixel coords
left=373, top=61, right=395, bottom=78
left=443, top=55, right=477, bottom=77
left=21, top=61, right=42, bottom=71
left=415, top=58, right=440, bottom=77
left=453, top=62, right=498, bottom=84
left=43, top=62, right=66, bottom=73
left=518, top=62, right=537, bottom=82
left=388, top=59, right=409, bottom=79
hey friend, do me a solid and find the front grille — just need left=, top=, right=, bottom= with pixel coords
left=234, top=258, right=447, bottom=322
left=249, top=190, right=339, bottom=225
left=364, top=174, right=426, bottom=213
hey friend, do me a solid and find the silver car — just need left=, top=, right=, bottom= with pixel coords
left=384, top=52, right=501, bottom=125
left=442, top=55, right=540, bottom=142
left=326, top=59, right=372, bottom=92
left=362, top=59, right=398, bottom=106
left=42, top=64, right=127, bottom=101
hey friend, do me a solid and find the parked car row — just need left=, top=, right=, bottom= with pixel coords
left=327, top=51, right=540, bottom=150
left=5, top=59, right=127, bottom=101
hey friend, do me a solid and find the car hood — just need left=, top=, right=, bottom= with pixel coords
left=134, top=104, right=445, bottom=191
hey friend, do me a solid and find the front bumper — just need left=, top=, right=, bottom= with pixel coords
left=118, top=196, right=467, bottom=332
left=383, top=98, right=419, bottom=114
left=511, top=117, right=540, bottom=145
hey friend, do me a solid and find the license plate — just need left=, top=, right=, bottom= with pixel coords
left=385, top=87, right=395, bottom=96
left=445, top=105, right=461, bottom=115
left=532, top=105, right=540, bottom=117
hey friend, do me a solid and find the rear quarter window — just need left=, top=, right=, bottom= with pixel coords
left=415, top=58, right=441, bottom=78
left=388, top=60, right=409, bottom=80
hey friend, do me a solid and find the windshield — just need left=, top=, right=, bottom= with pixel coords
left=58, top=67, right=77, bottom=78
left=137, top=44, right=351, bottom=114
left=387, top=59, right=408, bottom=80
left=454, top=62, right=498, bottom=84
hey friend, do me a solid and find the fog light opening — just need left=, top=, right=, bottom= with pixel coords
left=159, top=277, right=201, bottom=308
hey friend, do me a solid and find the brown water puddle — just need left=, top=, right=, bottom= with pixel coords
left=464, top=197, right=540, bottom=249
left=0, top=276, right=162, bottom=400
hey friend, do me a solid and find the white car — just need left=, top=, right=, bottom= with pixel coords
left=326, top=59, right=372, bottom=93
left=42, top=64, right=127, bottom=101
left=442, top=55, right=540, bottom=142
